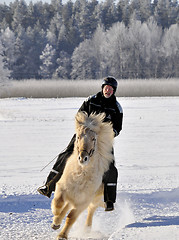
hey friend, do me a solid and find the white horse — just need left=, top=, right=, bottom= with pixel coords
left=51, top=111, right=114, bottom=240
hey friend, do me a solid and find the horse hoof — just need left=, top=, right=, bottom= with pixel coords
left=56, top=236, right=67, bottom=240
left=51, top=223, right=61, bottom=230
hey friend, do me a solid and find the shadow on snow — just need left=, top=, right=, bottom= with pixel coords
left=122, top=187, right=179, bottom=228
left=126, top=215, right=179, bottom=228
left=0, top=187, right=179, bottom=228
left=0, top=194, right=52, bottom=213
left=123, top=187, right=179, bottom=205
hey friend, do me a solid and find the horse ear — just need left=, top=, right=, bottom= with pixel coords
left=75, top=111, right=88, bottom=127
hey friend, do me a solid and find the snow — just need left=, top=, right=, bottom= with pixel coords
left=0, top=97, right=179, bottom=240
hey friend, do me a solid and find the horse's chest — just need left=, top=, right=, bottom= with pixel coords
left=66, top=171, right=101, bottom=199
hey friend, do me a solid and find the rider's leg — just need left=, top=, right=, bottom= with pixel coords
left=37, top=135, right=76, bottom=198
left=103, top=160, right=118, bottom=211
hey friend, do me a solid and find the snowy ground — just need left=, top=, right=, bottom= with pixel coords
left=0, top=97, right=179, bottom=240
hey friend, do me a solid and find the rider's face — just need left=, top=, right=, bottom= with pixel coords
left=103, top=85, right=114, bottom=98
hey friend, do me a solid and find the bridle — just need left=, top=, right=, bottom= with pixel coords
left=77, top=131, right=96, bottom=158
left=79, top=147, right=95, bottom=158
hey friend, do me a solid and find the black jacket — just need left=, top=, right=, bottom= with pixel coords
left=78, top=92, right=123, bottom=137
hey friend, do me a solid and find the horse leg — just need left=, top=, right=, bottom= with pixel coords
left=57, top=207, right=83, bottom=240
left=86, top=204, right=98, bottom=227
left=86, top=185, right=105, bottom=228
left=52, top=202, right=71, bottom=230
left=85, top=200, right=104, bottom=228
left=51, top=192, right=67, bottom=229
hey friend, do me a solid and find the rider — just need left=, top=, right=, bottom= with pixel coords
left=37, top=76, right=123, bottom=211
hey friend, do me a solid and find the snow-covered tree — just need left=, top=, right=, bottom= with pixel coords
left=100, top=0, right=118, bottom=29
left=116, top=0, right=131, bottom=26
left=25, top=23, right=47, bottom=79
left=99, top=21, right=130, bottom=78
left=145, top=17, right=163, bottom=78
left=0, top=0, right=178, bottom=80
left=11, top=24, right=29, bottom=79
left=0, top=27, right=16, bottom=78
left=11, top=0, right=28, bottom=31
left=162, top=24, right=179, bottom=77
left=53, top=51, right=71, bottom=79
left=71, top=24, right=106, bottom=79
left=71, top=39, right=99, bottom=79
left=39, top=43, right=56, bottom=79
left=154, top=0, right=171, bottom=28
left=0, top=41, right=11, bottom=96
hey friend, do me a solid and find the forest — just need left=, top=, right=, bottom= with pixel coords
left=0, top=0, right=179, bottom=80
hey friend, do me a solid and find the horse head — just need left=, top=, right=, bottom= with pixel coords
left=75, top=111, right=101, bottom=165
left=75, top=111, right=113, bottom=167
left=76, top=127, right=96, bottom=165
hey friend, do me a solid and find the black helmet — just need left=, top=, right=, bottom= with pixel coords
left=102, top=76, right=118, bottom=93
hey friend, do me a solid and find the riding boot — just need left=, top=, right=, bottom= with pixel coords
left=37, top=162, right=68, bottom=198
left=104, top=182, right=117, bottom=211
left=37, top=170, right=57, bottom=198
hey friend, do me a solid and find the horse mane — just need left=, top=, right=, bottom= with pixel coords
left=75, top=111, right=105, bottom=133
left=75, top=111, right=114, bottom=171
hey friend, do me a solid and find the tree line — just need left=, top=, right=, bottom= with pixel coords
left=0, top=0, right=179, bottom=80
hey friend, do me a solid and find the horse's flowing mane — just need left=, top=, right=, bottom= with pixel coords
left=75, top=111, right=114, bottom=172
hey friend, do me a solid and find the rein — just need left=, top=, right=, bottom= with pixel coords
left=40, top=154, right=58, bottom=172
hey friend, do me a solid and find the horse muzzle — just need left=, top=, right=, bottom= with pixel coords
left=78, top=150, right=89, bottom=165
